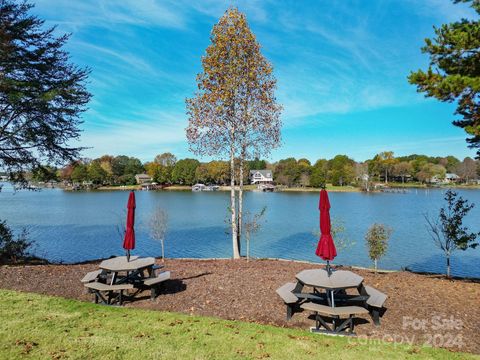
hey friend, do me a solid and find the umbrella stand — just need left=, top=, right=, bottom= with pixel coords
left=326, top=260, right=333, bottom=276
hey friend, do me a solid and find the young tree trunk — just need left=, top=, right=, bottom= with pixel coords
left=385, top=169, right=388, bottom=184
left=237, top=153, right=245, bottom=256
left=446, top=254, right=451, bottom=278
left=161, top=238, right=165, bottom=264
left=374, top=258, right=378, bottom=273
left=246, top=232, right=250, bottom=262
left=230, top=139, right=240, bottom=259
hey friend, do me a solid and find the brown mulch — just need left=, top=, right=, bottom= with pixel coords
left=0, top=259, right=479, bottom=354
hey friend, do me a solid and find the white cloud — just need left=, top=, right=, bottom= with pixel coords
left=34, top=0, right=187, bottom=31
left=79, top=109, right=187, bottom=159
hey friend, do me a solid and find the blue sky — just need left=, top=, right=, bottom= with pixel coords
left=33, top=0, right=479, bottom=163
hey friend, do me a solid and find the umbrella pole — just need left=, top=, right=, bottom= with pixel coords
left=126, top=250, right=130, bottom=262
left=326, top=260, right=330, bottom=276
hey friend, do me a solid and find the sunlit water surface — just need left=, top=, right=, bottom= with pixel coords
left=1, top=183, right=479, bottom=278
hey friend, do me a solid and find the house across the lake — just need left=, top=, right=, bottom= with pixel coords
left=431, top=173, right=460, bottom=184
left=249, top=170, right=273, bottom=184
left=135, top=174, right=153, bottom=184
left=444, top=173, right=460, bottom=183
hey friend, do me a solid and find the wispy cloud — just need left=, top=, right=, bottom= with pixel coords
left=34, top=0, right=188, bottom=31
left=80, top=109, right=187, bottom=160
left=31, top=0, right=477, bottom=161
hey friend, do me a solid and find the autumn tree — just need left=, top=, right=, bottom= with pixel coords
left=393, top=161, right=413, bottom=183
left=455, top=157, right=478, bottom=181
left=153, top=152, right=176, bottom=184
left=0, top=1, right=91, bottom=184
left=417, top=163, right=446, bottom=183
left=186, top=8, right=282, bottom=259
left=409, top=0, right=480, bottom=158
left=371, top=152, right=397, bottom=184
left=154, top=152, right=177, bottom=167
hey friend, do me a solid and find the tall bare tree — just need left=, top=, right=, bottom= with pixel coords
left=186, top=8, right=281, bottom=259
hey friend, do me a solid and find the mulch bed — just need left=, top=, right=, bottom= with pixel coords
left=0, top=258, right=479, bottom=354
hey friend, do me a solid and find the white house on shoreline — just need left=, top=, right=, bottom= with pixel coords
left=249, top=170, right=273, bottom=184
left=431, top=173, right=460, bottom=184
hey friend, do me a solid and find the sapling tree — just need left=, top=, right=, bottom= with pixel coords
left=365, top=223, right=392, bottom=273
left=149, top=207, right=168, bottom=263
left=424, top=189, right=478, bottom=277
left=243, top=207, right=266, bottom=261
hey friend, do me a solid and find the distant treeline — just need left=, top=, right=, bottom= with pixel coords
left=29, top=152, right=480, bottom=187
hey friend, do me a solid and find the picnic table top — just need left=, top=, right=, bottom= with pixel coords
left=296, top=269, right=363, bottom=290
left=100, top=256, right=155, bottom=272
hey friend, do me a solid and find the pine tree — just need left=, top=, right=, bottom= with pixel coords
left=0, top=1, right=91, bottom=184
left=409, top=0, right=480, bottom=158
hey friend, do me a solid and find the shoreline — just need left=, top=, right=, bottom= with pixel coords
left=95, top=184, right=480, bottom=192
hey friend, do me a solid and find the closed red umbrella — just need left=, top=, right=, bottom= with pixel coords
left=315, top=189, right=337, bottom=274
left=123, top=191, right=136, bottom=261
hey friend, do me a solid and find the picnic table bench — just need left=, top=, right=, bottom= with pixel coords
left=144, top=271, right=171, bottom=300
left=84, top=282, right=133, bottom=305
left=301, top=302, right=369, bottom=335
left=363, top=285, right=388, bottom=325
left=80, top=269, right=104, bottom=284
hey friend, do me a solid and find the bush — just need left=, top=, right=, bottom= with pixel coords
left=365, top=223, right=392, bottom=273
left=0, top=220, right=33, bottom=263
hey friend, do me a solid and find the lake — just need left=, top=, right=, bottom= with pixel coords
left=1, top=183, right=479, bottom=278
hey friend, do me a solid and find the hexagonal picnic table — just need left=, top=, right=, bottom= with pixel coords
left=100, top=256, right=156, bottom=285
left=295, top=269, right=368, bottom=307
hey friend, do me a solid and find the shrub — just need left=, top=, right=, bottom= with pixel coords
left=365, top=223, right=392, bottom=273
left=0, top=220, right=33, bottom=263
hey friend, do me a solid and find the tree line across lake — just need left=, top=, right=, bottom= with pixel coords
left=27, top=151, right=480, bottom=188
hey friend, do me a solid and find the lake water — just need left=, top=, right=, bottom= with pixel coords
left=1, top=183, right=479, bottom=278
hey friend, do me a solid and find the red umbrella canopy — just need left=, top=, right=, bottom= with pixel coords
left=315, top=189, right=337, bottom=261
left=122, top=191, right=136, bottom=251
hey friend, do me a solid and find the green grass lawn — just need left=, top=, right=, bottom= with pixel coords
left=0, top=290, right=476, bottom=359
